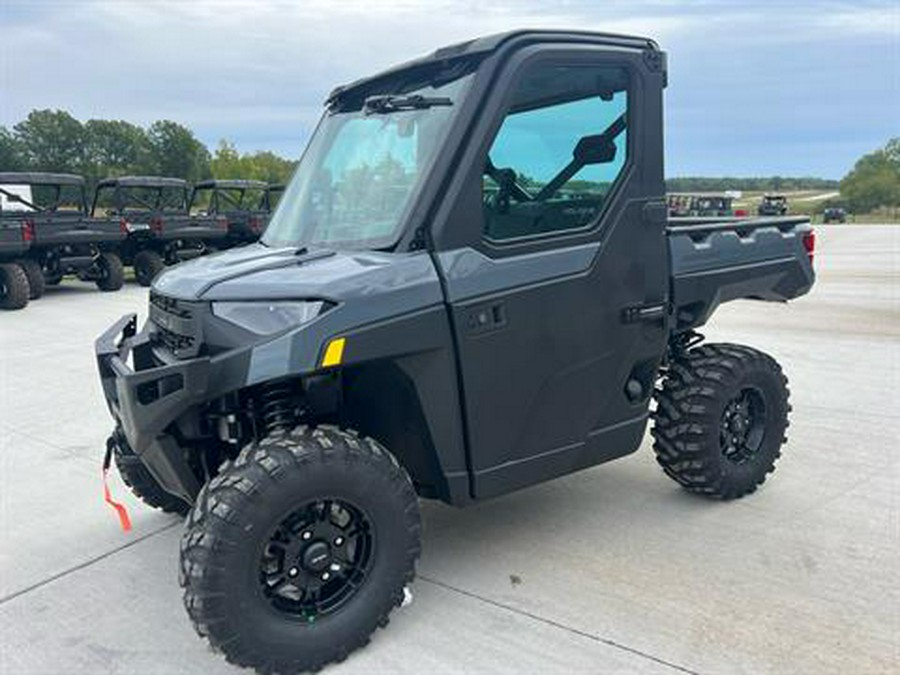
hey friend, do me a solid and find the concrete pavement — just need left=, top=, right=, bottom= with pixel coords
left=0, top=225, right=897, bottom=674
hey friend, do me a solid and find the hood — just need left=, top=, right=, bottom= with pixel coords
left=151, top=243, right=443, bottom=308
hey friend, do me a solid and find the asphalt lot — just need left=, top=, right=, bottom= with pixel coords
left=0, top=225, right=897, bottom=674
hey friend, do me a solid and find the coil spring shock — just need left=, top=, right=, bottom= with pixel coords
left=260, top=381, right=296, bottom=433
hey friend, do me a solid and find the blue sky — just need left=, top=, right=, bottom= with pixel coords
left=1, top=0, right=897, bottom=178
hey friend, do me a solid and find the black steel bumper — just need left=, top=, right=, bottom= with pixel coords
left=95, top=313, right=211, bottom=502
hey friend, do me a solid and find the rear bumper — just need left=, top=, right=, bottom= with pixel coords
left=95, top=314, right=211, bottom=501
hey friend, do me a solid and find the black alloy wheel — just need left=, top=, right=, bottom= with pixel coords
left=720, top=387, right=767, bottom=464
left=260, top=498, right=374, bottom=622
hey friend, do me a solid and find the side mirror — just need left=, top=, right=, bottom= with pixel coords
left=573, top=134, right=617, bottom=165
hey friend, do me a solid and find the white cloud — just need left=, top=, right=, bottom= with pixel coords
left=1, top=0, right=897, bottom=176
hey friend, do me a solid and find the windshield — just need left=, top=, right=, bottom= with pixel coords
left=263, top=65, right=476, bottom=249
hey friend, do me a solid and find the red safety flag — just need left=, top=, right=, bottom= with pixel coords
left=102, top=437, right=132, bottom=532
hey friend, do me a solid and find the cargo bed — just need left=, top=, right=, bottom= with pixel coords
left=666, top=216, right=815, bottom=331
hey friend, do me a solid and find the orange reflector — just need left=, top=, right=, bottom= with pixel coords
left=322, top=337, right=346, bottom=367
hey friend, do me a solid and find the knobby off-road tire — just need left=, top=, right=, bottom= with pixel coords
left=19, top=258, right=45, bottom=299
left=0, top=263, right=30, bottom=310
left=180, top=425, right=421, bottom=674
left=95, top=252, right=125, bottom=291
left=134, top=250, right=165, bottom=287
left=652, top=343, right=790, bottom=500
left=113, top=434, right=190, bottom=515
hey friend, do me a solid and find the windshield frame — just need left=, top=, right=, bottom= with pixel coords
left=262, top=57, right=482, bottom=251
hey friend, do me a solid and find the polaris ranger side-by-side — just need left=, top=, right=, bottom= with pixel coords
left=92, top=176, right=228, bottom=286
left=0, top=173, right=126, bottom=308
left=95, top=31, right=815, bottom=673
left=0, top=182, right=34, bottom=309
left=667, top=192, right=735, bottom=218
left=189, top=179, right=270, bottom=248
left=759, top=193, right=789, bottom=216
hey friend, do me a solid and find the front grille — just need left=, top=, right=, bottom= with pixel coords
left=155, top=324, right=196, bottom=353
left=149, top=291, right=202, bottom=358
left=150, top=291, right=193, bottom=319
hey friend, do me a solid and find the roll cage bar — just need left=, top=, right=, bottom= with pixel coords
left=486, top=112, right=627, bottom=204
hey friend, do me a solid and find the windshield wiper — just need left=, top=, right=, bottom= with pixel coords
left=364, top=94, right=452, bottom=115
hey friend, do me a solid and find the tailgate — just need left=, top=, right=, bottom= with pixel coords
left=162, top=214, right=228, bottom=240
left=32, top=213, right=124, bottom=245
left=0, top=215, right=29, bottom=255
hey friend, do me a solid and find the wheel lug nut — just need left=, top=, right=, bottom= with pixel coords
left=329, top=563, right=340, bottom=572
left=321, top=572, right=330, bottom=580
left=334, top=537, right=343, bottom=546
left=302, top=532, right=312, bottom=540
left=288, top=567, right=299, bottom=577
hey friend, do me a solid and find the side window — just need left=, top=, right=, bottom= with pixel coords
left=483, top=64, right=629, bottom=241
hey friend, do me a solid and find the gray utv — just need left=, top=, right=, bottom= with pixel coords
left=95, top=30, right=815, bottom=673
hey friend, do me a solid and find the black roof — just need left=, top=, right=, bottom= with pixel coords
left=267, top=184, right=286, bottom=192
left=0, top=172, right=85, bottom=186
left=96, top=176, right=188, bottom=189
left=193, top=179, right=268, bottom=190
left=327, top=30, right=659, bottom=104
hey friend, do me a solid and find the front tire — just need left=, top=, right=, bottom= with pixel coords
left=0, top=263, right=30, bottom=310
left=95, top=252, right=125, bottom=291
left=112, top=433, right=190, bottom=515
left=133, top=249, right=165, bottom=287
left=180, top=425, right=421, bottom=673
left=652, top=343, right=790, bottom=500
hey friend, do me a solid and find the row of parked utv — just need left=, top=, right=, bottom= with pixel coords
left=0, top=173, right=284, bottom=310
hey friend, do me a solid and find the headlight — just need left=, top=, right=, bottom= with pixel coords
left=212, top=301, right=326, bottom=335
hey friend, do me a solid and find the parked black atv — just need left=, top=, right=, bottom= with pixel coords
left=0, top=172, right=126, bottom=306
left=95, top=30, right=815, bottom=673
left=759, top=194, right=789, bottom=216
left=667, top=192, right=734, bottom=218
left=0, top=186, right=32, bottom=309
left=823, top=206, right=847, bottom=223
left=189, top=179, right=270, bottom=248
left=92, top=176, right=228, bottom=286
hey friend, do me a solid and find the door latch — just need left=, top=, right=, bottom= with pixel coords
left=622, top=303, right=667, bottom=324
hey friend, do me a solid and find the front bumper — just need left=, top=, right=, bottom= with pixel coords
left=95, top=313, right=212, bottom=502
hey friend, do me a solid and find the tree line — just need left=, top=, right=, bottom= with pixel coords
left=838, top=138, right=899, bottom=213
left=1, top=110, right=896, bottom=215
left=666, top=176, right=839, bottom=192
left=0, top=109, right=297, bottom=188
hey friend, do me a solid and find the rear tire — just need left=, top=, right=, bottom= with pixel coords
left=134, top=249, right=165, bottom=287
left=95, top=252, right=125, bottom=291
left=112, top=433, right=190, bottom=515
left=652, top=343, right=790, bottom=500
left=19, top=259, right=45, bottom=299
left=179, top=425, right=421, bottom=673
left=0, top=263, right=30, bottom=310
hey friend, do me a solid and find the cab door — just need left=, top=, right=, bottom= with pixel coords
left=433, top=48, right=669, bottom=499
